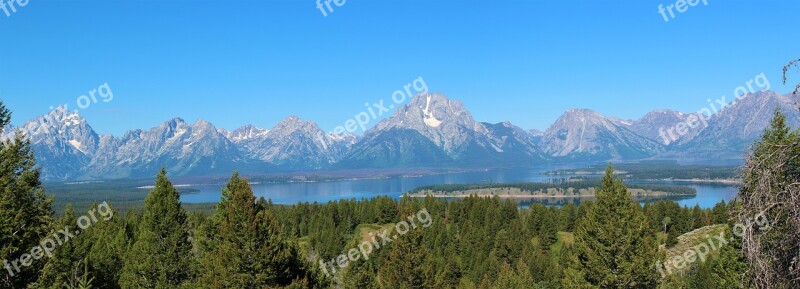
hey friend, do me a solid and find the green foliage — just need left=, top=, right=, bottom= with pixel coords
left=0, top=98, right=765, bottom=289
left=119, top=169, right=193, bottom=289
left=564, top=165, right=658, bottom=288
left=32, top=206, right=81, bottom=288
left=558, top=203, right=578, bottom=232
left=378, top=226, right=433, bottom=289
left=492, top=261, right=537, bottom=289
left=65, top=258, right=95, bottom=289
left=410, top=181, right=697, bottom=196
left=547, top=162, right=738, bottom=180
left=736, top=109, right=800, bottom=288
left=0, top=100, right=54, bottom=288
left=195, top=173, right=313, bottom=288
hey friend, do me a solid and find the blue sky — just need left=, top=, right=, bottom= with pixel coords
left=1, top=0, right=798, bottom=135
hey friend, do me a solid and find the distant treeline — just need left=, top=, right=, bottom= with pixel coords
left=408, top=181, right=697, bottom=196
left=547, top=162, right=739, bottom=180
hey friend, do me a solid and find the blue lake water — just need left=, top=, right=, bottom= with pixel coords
left=179, top=166, right=738, bottom=209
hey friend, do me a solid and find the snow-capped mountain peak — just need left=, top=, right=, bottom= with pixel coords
left=220, top=125, right=270, bottom=143
left=12, top=90, right=800, bottom=181
left=368, top=93, right=488, bottom=153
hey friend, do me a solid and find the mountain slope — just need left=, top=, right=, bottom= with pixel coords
left=12, top=90, right=800, bottom=181
left=242, top=116, right=348, bottom=170
left=85, top=118, right=246, bottom=179
left=3, top=106, right=100, bottom=180
left=340, top=93, right=544, bottom=168
left=540, top=109, right=664, bottom=160
left=629, top=110, right=705, bottom=145
left=666, top=91, right=800, bottom=160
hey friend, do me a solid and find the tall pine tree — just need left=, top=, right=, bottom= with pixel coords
left=0, top=100, right=53, bottom=288
left=564, top=165, right=658, bottom=288
left=31, top=206, right=82, bottom=289
left=119, top=169, right=192, bottom=289
left=196, top=172, right=309, bottom=288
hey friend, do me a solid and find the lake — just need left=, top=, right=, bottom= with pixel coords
left=179, top=166, right=739, bottom=209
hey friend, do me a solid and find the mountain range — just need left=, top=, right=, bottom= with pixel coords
left=3, top=91, right=798, bottom=181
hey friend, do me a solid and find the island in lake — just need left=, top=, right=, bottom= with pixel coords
left=405, top=181, right=697, bottom=205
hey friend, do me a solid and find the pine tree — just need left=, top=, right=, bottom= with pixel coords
left=690, top=205, right=706, bottom=230
left=81, top=202, right=128, bottom=288
left=0, top=100, right=53, bottom=288
left=563, top=165, right=658, bottom=288
left=559, top=203, right=578, bottom=232
left=538, top=208, right=559, bottom=247
left=66, top=258, right=95, bottom=289
left=736, top=109, right=800, bottom=288
left=32, top=206, right=83, bottom=289
left=492, top=261, right=536, bottom=289
left=378, top=227, right=432, bottom=289
left=710, top=200, right=728, bottom=225
left=196, top=172, right=306, bottom=288
left=119, top=169, right=192, bottom=289
left=699, top=233, right=747, bottom=288
left=433, top=254, right=461, bottom=289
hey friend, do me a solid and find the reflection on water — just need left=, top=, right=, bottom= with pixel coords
left=179, top=166, right=739, bottom=209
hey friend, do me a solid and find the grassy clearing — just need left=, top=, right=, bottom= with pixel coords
left=551, top=231, right=575, bottom=256
left=351, top=223, right=396, bottom=247
left=662, top=224, right=728, bottom=274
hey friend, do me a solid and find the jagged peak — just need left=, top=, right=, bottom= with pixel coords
left=193, top=118, right=215, bottom=128
left=282, top=115, right=303, bottom=123
left=165, top=117, right=187, bottom=125
left=50, top=104, right=69, bottom=116
left=233, top=124, right=269, bottom=134
left=736, top=89, right=791, bottom=103
left=409, top=92, right=449, bottom=103
left=559, top=109, right=607, bottom=121
left=43, top=105, right=85, bottom=126
left=271, top=115, right=323, bottom=136
left=226, top=125, right=270, bottom=142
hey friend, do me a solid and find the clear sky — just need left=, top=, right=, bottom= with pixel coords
left=1, top=0, right=798, bottom=135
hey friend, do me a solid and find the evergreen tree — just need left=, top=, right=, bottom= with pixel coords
left=32, top=206, right=83, bottom=289
left=0, top=100, right=53, bottom=288
left=699, top=234, right=747, bottom=288
left=378, top=227, right=432, bottom=289
left=710, top=200, right=728, bottom=225
left=491, top=261, right=536, bottom=289
left=196, top=172, right=306, bottom=288
left=564, top=165, right=658, bottom=288
left=525, top=238, right=559, bottom=287
left=119, top=169, right=192, bottom=289
left=736, top=109, right=800, bottom=288
left=433, top=253, right=461, bottom=289
left=559, top=203, right=578, bottom=232
left=690, top=205, right=706, bottom=230
left=82, top=204, right=129, bottom=289
left=538, top=207, right=559, bottom=247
